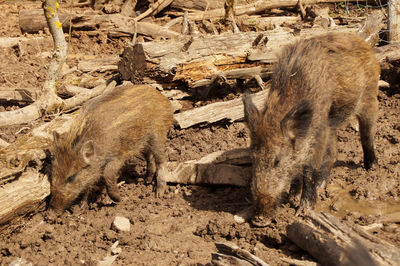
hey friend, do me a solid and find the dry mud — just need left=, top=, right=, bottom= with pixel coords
left=0, top=1, right=399, bottom=265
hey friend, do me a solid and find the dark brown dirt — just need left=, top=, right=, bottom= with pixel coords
left=0, top=1, right=399, bottom=265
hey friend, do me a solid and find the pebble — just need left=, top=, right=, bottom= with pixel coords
left=234, top=207, right=253, bottom=224
left=111, top=241, right=122, bottom=255
left=9, top=258, right=32, bottom=266
left=112, top=216, right=131, bottom=232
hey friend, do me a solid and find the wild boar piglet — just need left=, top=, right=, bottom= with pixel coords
left=50, top=84, right=173, bottom=211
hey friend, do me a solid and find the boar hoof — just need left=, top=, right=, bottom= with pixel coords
left=250, top=215, right=272, bottom=227
left=155, top=180, right=166, bottom=198
left=107, top=190, right=121, bottom=202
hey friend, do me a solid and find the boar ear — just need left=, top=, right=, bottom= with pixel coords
left=243, top=93, right=260, bottom=125
left=281, top=100, right=313, bottom=141
left=81, top=140, right=95, bottom=164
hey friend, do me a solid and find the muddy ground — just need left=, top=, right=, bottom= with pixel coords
left=0, top=1, right=400, bottom=265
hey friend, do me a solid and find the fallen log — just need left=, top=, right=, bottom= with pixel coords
left=0, top=114, right=74, bottom=227
left=118, top=25, right=360, bottom=92
left=165, top=148, right=251, bottom=186
left=173, top=89, right=268, bottom=129
left=287, top=211, right=400, bottom=266
left=19, top=9, right=180, bottom=39
left=374, top=42, right=400, bottom=62
left=239, top=15, right=301, bottom=31
left=77, top=55, right=120, bottom=73
left=0, top=36, right=47, bottom=49
left=170, top=0, right=223, bottom=11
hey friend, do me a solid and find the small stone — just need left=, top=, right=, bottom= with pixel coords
left=234, top=207, right=253, bottom=224
left=9, top=258, right=33, bottom=266
left=112, top=216, right=131, bottom=232
left=110, top=241, right=122, bottom=255
left=234, top=214, right=246, bottom=224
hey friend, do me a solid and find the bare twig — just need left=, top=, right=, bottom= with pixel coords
left=182, top=11, right=189, bottom=35
left=297, top=0, right=306, bottom=19
left=134, top=0, right=174, bottom=21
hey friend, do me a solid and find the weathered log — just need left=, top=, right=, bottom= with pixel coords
left=170, top=0, right=224, bottom=11
left=0, top=114, right=74, bottom=227
left=165, top=148, right=251, bottom=186
left=173, top=89, right=268, bottom=129
left=118, top=25, right=360, bottom=90
left=19, top=9, right=180, bottom=39
left=287, top=211, right=400, bottom=266
left=374, top=42, right=400, bottom=62
left=239, top=15, right=301, bottom=30
left=0, top=36, right=47, bottom=49
left=77, top=55, right=120, bottom=73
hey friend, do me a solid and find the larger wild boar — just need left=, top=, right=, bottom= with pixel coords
left=50, top=84, right=173, bottom=211
left=243, top=32, right=380, bottom=226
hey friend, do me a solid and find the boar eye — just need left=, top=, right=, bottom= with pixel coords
left=273, top=158, right=280, bottom=167
left=66, top=174, right=77, bottom=183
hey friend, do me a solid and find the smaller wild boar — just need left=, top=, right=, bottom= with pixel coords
left=50, top=84, right=173, bottom=211
left=243, top=32, right=380, bottom=227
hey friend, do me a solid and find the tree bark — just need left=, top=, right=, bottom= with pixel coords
left=287, top=211, right=400, bottom=266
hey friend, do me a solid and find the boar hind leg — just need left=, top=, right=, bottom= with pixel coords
left=103, top=160, right=123, bottom=202
left=144, top=149, right=156, bottom=184
left=149, top=135, right=168, bottom=198
left=357, top=96, right=378, bottom=170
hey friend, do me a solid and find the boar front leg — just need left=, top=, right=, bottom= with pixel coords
left=297, top=131, right=337, bottom=215
left=103, top=159, right=123, bottom=202
left=144, top=149, right=157, bottom=184
left=149, top=134, right=169, bottom=198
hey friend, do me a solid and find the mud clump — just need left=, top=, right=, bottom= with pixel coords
left=243, top=32, right=380, bottom=227
left=50, top=84, right=173, bottom=211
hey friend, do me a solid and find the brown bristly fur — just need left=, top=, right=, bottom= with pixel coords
left=243, top=32, right=380, bottom=226
left=50, top=84, right=173, bottom=211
